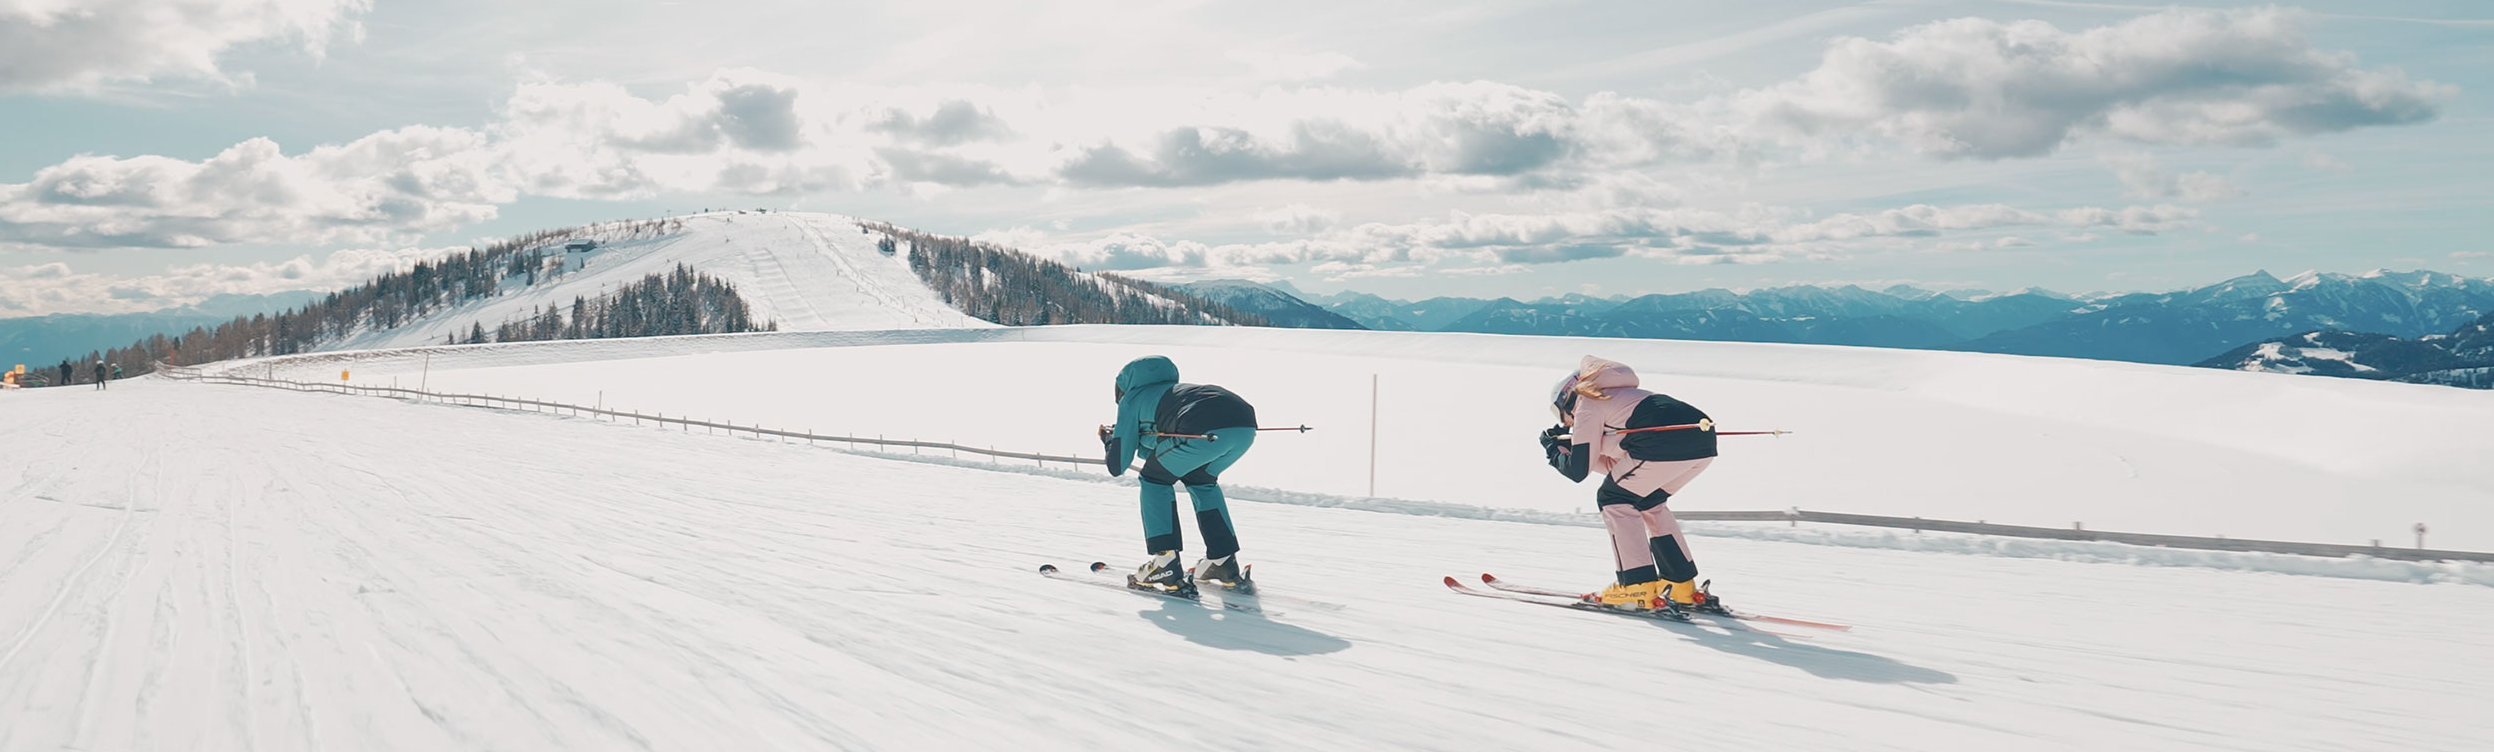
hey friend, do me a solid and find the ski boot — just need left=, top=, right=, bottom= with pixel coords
left=1588, top=580, right=1665, bottom=611
left=1193, top=555, right=1254, bottom=594
left=1128, top=550, right=1196, bottom=597
left=1670, top=579, right=1734, bottom=616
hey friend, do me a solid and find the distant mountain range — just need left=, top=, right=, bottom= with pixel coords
left=1177, top=269, right=2494, bottom=388
left=1959, top=270, right=2494, bottom=365
left=0, top=293, right=318, bottom=369
left=2197, top=311, right=2494, bottom=388
left=19, top=236, right=2493, bottom=393
left=1175, top=280, right=1365, bottom=329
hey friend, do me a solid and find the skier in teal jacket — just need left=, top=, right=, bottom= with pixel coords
left=1098, top=355, right=1259, bottom=592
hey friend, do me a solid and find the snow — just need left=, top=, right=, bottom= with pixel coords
left=331, top=212, right=989, bottom=351
left=6, top=378, right=2491, bottom=751
left=235, top=325, right=2494, bottom=551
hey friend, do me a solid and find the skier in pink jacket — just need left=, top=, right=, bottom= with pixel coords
left=1538, top=355, right=1723, bottom=613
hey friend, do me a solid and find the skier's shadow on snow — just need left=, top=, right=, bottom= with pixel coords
left=1140, top=600, right=1352, bottom=656
left=1663, top=621, right=1956, bottom=684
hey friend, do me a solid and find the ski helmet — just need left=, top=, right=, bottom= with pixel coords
left=1550, top=374, right=1580, bottom=422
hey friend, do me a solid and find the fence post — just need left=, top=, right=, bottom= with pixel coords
left=1368, top=373, right=1379, bottom=498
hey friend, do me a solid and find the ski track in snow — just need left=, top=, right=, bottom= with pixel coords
left=3, top=380, right=2491, bottom=750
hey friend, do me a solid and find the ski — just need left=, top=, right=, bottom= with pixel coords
left=1478, top=573, right=1852, bottom=632
left=1037, top=563, right=1265, bottom=615
left=1442, top=576, right=1697, bottom=624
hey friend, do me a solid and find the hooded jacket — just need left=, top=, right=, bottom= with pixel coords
left=1104, top=356, right=1257, bottom=476
left=1559, top=356, right=1715, bottom=496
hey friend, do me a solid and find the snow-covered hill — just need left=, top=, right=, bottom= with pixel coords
left=241, top=326, right=2494, bottom=550
left=2200, top=312, right=2494, bottom=389
left=6, top=375, right=2489, bottom=751
left=331, top=211, right=990, bottom=351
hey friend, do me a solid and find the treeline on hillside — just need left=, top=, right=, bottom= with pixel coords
left=861, top=222, right=1267, bottom=327
left=42, top=218, right=684, bottom=384
left=459, top=265, right=774, bottom=344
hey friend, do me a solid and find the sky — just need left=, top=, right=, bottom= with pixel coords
left=1, top=0, right=2489, bottom=316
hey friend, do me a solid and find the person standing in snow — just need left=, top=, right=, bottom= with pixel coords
left=1098, top=355, right=1259, bottom=592
left=1539, top=355, right=1722, bottom=612
left=92, top=360, right=107, bottom=390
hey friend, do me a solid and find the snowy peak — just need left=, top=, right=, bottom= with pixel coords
left=2179, top=270, right=2289, bottom=305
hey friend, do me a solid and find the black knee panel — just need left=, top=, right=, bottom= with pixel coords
left=1596, top=479, right=1670, bottom=511
left=1139, top=461, right=1180, bottom=486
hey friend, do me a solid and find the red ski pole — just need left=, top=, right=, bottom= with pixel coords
left=1559, top=420, right=1791, bottom=440
left=1147, top=425, right=1313, bottom=441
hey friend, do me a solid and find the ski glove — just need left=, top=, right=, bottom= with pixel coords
left=1098, top=425, right=1125, bottom=476
left=1541, top=424, right=1590, bottom=482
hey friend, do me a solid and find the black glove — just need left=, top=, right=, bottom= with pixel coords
left=1540, top=424, right=1589, bottom=482
left=1098, top=425, right=1124, bottom=475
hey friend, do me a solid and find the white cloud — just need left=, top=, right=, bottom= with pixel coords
left=0, top=0, right=372, bottom=93
left=0, top=126, right=509, bottom=250
left=1738, top=8, right=2447, bottom=158
left=2106, top=154, right=2243, bottom=202
left=1003, top=200, right=2196, bottom=274
left=2054, top=204, right=2200, bottom=235
left=0, top=245, right=454, bottom=315
left=0, top=8, right=2442, bottom=255
left=1253, top=204, right=1340, bottom=235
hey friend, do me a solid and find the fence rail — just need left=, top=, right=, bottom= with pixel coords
left=1670, top=510, right=2494, bottom=563
left=157, top=367, right=1095, bottom=466
left=158, top=365, right=2493, bottom=564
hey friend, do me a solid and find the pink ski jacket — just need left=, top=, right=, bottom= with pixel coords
left=1561, top=356, right=1674, bottom=497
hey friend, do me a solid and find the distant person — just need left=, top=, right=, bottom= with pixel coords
left=58, top=361, right=71, bottom=387
left=1539, top=355, right=1724, bottom=613
left=112, top=363, right=122, bottom=380
left=92, top=360, right=106, bottom=390
left=1098, top=356, right=1259, bottom=594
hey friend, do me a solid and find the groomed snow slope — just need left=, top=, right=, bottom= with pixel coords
left=252, top=326, right=2494, bottom=550
left=4, top=381, right=2490, bottom=751
left=329, top=212, right=988, bottom=351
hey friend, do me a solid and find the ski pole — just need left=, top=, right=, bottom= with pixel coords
left=1557, top=420, right=1791, bottom=440
left=1608, top=419, right=1788, bottom=437
left=1147, top=425, right=1314, bottom=442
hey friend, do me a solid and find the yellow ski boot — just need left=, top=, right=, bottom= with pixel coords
left=1591, top=580, right=1664, bottom=610
left=1668, top=579, right=1732, bottom=615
